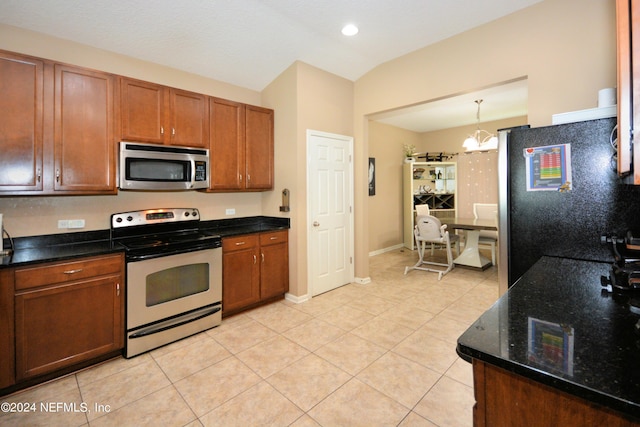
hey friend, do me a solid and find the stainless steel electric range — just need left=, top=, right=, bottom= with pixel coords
left=110, top=208, right=222, bottom=358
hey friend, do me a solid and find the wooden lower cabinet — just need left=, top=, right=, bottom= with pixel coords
left=13, top=254, right=124, bottom=382
left=259, top=231, right=289, bottom=299
left=0, top=268, right=15, bottom=389
left=222, top=234, right=261, bottom=313
left=473, top=360, right=639, bottom=426
left=222, top=230, right=288, bottom=316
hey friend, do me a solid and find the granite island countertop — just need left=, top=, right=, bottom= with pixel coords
left=0, top=216, right=289, bottom=268
left=457, top=256, right=640, bottom=421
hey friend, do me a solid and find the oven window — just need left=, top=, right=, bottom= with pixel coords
left=146, top=263, right=209, bottom=306
left=127, top=158, right=189, bottom=182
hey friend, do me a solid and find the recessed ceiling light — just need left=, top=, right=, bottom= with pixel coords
left=341, top=24, right=359, bottom=36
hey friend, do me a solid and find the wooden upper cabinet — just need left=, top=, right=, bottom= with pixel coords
left=245, top=105, right=274, bottom=190
left=0, top=50, right=116, bottom=195
left=120, top=78, right=165, bottom=143
left=54, top=64, right=116, bottom=193
left=120, top=77, right=208, bottom=147
left=208, top=98, right=273, bottom=191
left=209, top=97, right=245, bottom=190
left=0, top=49, right=273, bottom=196
left=170, top=89, right=209, bottom=147
left=0, top=51, right=44, bottom=192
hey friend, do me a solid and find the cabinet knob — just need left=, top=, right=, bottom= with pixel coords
left=37, top=168, right=41, bottom=183
left=63, top=268, right=83, bottom=274
left=253, top=254, right=257, bottom=264
left=56, top=169, right=60, bottom=183
left=261, top=253, right=265, bottom=263
left=172, top=128, right=176, bottom=135
left=116, top=283, right=120, bottom=296
left=313, top=221, right=320, bottom=227
left=160, top=126, right=164, bottom=135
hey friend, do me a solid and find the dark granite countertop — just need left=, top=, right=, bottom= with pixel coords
left=200, top=215, right=290, bottom=238
left=0, top=216, right=289, bottom=268
left=457, top=256, right=640, bottom=420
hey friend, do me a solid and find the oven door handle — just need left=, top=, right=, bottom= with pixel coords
left=129, top=305, right=221, bottom=339
left=126, top=243, right=221, bottom=261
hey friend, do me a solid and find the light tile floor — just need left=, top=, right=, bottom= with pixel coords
left=0, top=248, right=499, bottom=427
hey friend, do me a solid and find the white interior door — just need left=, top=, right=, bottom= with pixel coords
left=307, top=130, right=354, bottom=296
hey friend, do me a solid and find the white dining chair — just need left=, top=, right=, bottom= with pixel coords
left=473, top=203, right=498, bottom=265
left=404, top=215, right=459, bottom=280
left=415, top=204, right=430, bottom=216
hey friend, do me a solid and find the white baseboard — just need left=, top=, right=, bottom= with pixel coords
left=290, top=245, right=401, bottom=301
left=285, top=292, right=309, bottom=304
left=369, top=243, right=404, bottom=257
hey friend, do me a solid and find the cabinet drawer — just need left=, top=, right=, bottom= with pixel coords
left=260, top=230, right=288, bottom=246
left=222, top=235, right=259, bottom=252
left=15, top=254, right=123, bottom=291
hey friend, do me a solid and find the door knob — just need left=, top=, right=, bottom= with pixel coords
left=313, top=221, right=320, bottom=227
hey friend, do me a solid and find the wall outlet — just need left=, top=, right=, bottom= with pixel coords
left=225, top=208, right=236, bottom=215
left=68, top=219, right=85, bottom=229
left=58, top=219, right=85, bottom=229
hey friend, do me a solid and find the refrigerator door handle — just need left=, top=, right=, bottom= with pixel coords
left=497, top=129, right=510, bottom=296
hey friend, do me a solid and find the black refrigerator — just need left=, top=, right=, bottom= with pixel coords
left=497, top=117, right=640, bottom=291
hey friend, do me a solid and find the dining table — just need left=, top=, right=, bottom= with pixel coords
left=442, top=217, right=497, bottom=270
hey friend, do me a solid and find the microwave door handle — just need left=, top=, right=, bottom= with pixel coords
left=190, top=160, right=196, bottom=188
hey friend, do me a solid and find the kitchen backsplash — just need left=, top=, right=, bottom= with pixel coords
left=0, top=191, right=264, bottom=238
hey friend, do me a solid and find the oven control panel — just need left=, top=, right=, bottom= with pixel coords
left=112, top=208, right=199, bottom=228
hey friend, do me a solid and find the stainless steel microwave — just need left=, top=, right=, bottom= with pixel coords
left=119, top=142, right=209, bottom=191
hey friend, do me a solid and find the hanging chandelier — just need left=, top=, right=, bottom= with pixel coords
left=463, top=99, right=498, bottom=151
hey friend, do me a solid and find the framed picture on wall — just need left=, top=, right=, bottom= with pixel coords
left=368, top=157, right=376, bottom=196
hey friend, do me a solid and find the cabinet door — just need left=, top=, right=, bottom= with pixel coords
left=222, top=235, right=261, bottom=314
left=260, top=238, right=289, bottom=299
left=15, top=274, right=123, bottom=380
left=170, top=89, right=208, bottom=147
left=120, top=78, right=165, bottom=143
left=245, top=105, right=274, bottom=190
left=0, top=51, right=44, bottom=192
left=0, top=268, right=15, bottom=388
left=53, top=64, right=116, bottom=193
left=209, top=97, right=245, bottom=190
left=223, top=247, right=260, bottom=313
